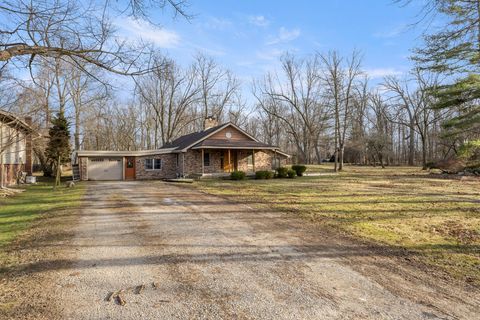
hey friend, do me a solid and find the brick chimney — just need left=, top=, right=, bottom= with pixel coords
left=204, top=116, right=218, bottom=130
left=24, top=116, right=32, bottom=175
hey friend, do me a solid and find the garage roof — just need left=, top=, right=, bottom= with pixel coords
left=75, top=149, right=175, bottom=157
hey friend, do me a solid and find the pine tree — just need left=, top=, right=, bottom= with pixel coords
left=46, top=111, right=71, bottom=188
left=411, top=0, right=480, bottom=137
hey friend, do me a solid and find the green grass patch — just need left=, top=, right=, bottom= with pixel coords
left=0, top=178, right=85, bottom=256
left=194, top=164, right=480, bottom=284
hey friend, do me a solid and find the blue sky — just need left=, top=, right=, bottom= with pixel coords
left=116, top=0, right=426, bottom=87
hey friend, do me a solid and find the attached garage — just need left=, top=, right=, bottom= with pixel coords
left=87, top=157, right=123, bottom=181
left=74, top=150, right=175, bottom=181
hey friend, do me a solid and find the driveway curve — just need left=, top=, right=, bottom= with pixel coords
left=41, top=181, right=480, bottom=319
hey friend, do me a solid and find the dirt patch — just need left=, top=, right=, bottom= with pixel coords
left=432, top=221, right=480, bottom=244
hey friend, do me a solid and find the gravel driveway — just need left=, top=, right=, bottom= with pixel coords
left=38, top=181, right=480, bottom=319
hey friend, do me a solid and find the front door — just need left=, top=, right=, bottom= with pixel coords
left=222, top=150, right=237, bottom=172
left=125, top=157, right=135, bottom=180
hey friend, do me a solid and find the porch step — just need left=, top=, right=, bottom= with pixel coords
left=72, top=164, right=80, bottom=181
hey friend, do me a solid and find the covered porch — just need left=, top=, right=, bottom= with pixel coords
left=191, top=143, right=285, bottom=177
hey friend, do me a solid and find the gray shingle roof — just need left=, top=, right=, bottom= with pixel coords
left=192, top=139, right=277, bottom=149
left=160, top=123, right=227, bottom=151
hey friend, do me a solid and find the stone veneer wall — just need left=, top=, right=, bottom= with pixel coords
left=247, top=150, right=287, bottom=171
left=237, top=150, right=254, bottom=172
left=135, top=154, right=177, bottom=179
left=203, top=150, right=223, bottom=174
left=182, top=149, right=287, bottom=176
left=78, top=149, right=288, bottom=181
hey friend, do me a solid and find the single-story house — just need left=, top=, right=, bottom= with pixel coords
left=0, top=110, right=33, bottom=186
left=75, top=118, right=289, bottom=181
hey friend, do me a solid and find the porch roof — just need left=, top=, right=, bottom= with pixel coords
left=192, top=139, right=278, bottom=150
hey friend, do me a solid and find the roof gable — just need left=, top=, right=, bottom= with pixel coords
left=161, top=122, right=260, bottom=152
left=0, top=109, right=33, bottom=134
left=208, top=126, right=255, bottom=142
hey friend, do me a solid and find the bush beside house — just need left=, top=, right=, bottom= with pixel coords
left=230, top=171, right=246, bottom=180
left=287, top=169, right=296, bottom=178
left=255, top=170, right=274, bottom=179
left=291, top=165, right=307, bottom=176
left=275, top=167, right=289, bottom=178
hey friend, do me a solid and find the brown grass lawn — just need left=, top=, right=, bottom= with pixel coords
left=195, top=164, right=480, bottom=285
left=0, top=178, right=85, bottom=266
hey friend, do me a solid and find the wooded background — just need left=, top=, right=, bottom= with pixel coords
left=1, top=0, right=478, bottom=170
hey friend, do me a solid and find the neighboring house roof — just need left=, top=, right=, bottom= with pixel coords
left=0, top=109, right=34, bottom=133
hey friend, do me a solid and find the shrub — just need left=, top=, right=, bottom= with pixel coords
left=458, top=140, right=480, bottom=161
left=230, top=171, right=246, bottom=180
left=291, top=165, right=307, bottom=176
left=429, top=159, right=466, bottom=174
left=255, top=170, right=274, bottom=179
left=465, top=162, right=480, bottom=175
left=275, top=167, right=289, bottom=178
left=287, top=169, right=296, bottom=178
left=425, top=161, right=436, bottom=169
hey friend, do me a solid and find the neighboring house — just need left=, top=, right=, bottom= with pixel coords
left=75, top=118, right=289, bottom=181
left=0, top=110, right=33, bottom=186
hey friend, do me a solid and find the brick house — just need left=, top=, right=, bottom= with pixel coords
left=75, top=118, right=289, bottom=181
left=0, top=110, right=34, bottom=186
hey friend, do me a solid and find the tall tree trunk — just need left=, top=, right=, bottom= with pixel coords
left=54, top=155, right=61, bottom=189
left=408, top=121, right=415, bottom=166
left=339, top=144, right=344, bottom=171
left=334, top=112, right=339, bottom=172
left=74, top=110, right=80, bottom=150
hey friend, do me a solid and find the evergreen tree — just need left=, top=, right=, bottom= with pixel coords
left=46, top=111, right=71, bottom=188
left=410, top=0, right=480, bottom=137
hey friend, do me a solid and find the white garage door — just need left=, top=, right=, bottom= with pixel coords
left=88, top=157, right=123, bottom=180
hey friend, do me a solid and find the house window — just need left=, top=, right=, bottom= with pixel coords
left=127, top=159, right=134, bottom=168
left=204, top=152, right=210, bottom=166
left=154, top=159, right=162, bottom=170
left=145, top=158, right=162, bottom=170
left=145, top=159, right=153, bottom=170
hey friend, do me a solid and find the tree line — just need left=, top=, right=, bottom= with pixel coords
left=0, top=0, right=478, bottom=173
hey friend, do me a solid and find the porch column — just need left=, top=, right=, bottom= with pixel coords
left=228, top=149, right=231, bottom=172
left=201, top=149, right=204, bottom=175
left=252, top=149, right=255, bottom=172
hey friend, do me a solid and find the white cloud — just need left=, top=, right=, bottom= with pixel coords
left=203, top=17, right=233, bottom=30
left=256, top=48, right=284, bottom=60
left=373, top=24, right=407, bottom=39
left=266, top=27, right=301, bottom=45
left=365, top=68, right=403, bottom=79
left=248, top=15, right=270, bottom=27
left=117, top=17, right=180, bottom=48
